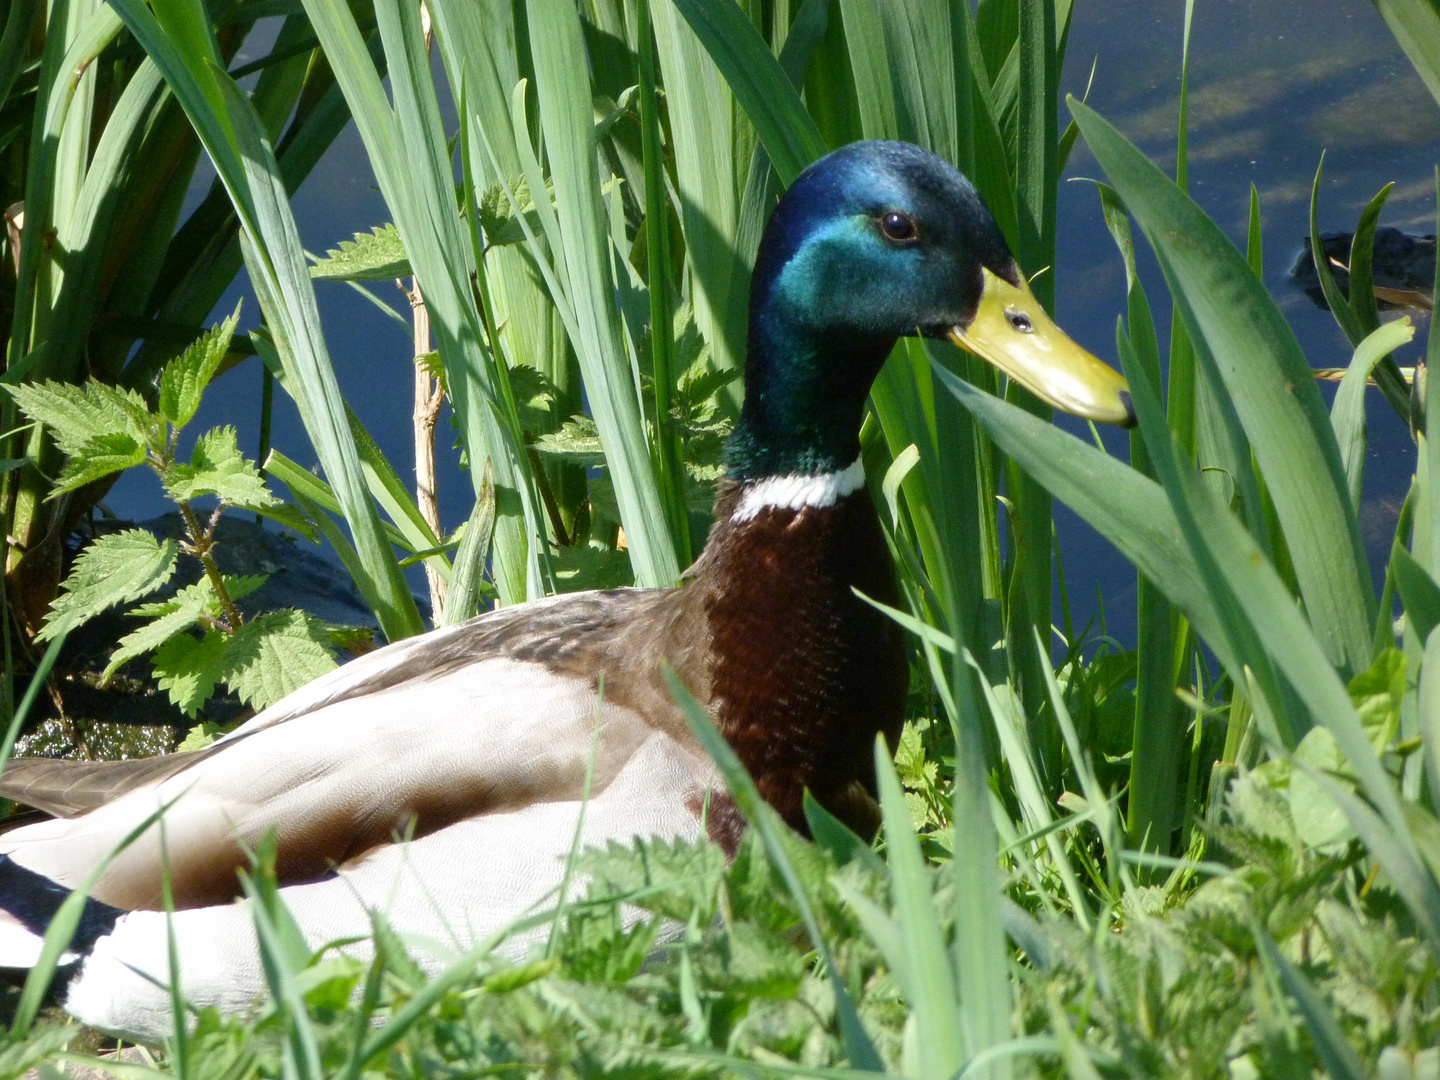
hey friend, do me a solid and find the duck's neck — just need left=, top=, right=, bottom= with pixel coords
left=724, top=320, right=896, bottom=481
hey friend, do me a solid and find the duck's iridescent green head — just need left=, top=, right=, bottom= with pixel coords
left=728, top=140, right=1133, bottom=480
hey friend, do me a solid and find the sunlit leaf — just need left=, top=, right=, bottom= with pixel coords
left=40, top=530, right=178, bottom=640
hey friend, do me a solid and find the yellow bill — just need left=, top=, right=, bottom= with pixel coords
left=950, top=267, right=1136, bottom=427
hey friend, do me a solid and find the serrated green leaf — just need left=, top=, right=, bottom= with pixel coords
left=5, top=379, right=155, bottom=458
left=575, top=836, right=727, bottom=925
left=177, top=720, right=231, bottom=752
left=477, top=175, right=551, bottom=247
left=1289, top=728, right=1355, bottom=855
left=105, top=585, right=214, bottom=683
left=103, top=575, right=266, bottom=683
left=165, top=427, right=279, bottom=508
left=694, top=923, right=805, bottom=999
left=153, top=630, right=227, bottom=716
left=159, top=303, right=243, bottom=428
left=309, top=224, right=411, bottom=281
left=532, top=415, right=605, bottom=464
left=50, top=432, right=146, bottom=495
left=0, top=1026, right=75, bottom=1078
left=505, top=364, right=558, bottom=431
left=40, top=530, right=179, bottom=640
left=220, top=609, right=337, bottom=710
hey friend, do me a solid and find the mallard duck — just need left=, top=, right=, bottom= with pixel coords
left=0, top=140, right=1132, bottom=1039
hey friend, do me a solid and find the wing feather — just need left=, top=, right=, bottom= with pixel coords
left=0, top=749, right=225, bottom=818
left=0, top=656, right=692, bottom=910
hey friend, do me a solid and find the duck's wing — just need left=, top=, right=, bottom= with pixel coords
left=0, top=750, right=224, bottom=819
left=0, top=588, right=715, bottom=912
left=59, top=728, right=707, bottom=1041
left=0, top=590, right=660, bottom=819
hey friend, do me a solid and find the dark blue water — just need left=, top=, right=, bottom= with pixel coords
left=105, top=0, right=1440, bottom=652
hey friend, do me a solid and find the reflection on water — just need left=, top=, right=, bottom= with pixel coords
left=112, top=0, right=1440, bottom=648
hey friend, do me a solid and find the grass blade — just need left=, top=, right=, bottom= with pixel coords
left=12, top=794, right=182, bottom=1037
left=1374, top=0, right=1440, bottom=112
left=667, top=0, right=826, bottom=186
left=1331, top=320, right=1415, bottom=511
left=873, top=737, right=964, bottom=1078
left=442, top=462, right=496, bottom=628
left=527, top=0, right=680, bottom=588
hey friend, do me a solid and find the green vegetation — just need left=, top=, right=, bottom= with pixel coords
left=5, top=0, right=1440, bottom=1076
left=5, top=306, right=344, bottom=721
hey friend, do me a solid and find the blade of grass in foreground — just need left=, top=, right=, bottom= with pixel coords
left=1096, top=185, right=1188, bottom=854
left=1254, top=928, right=1365, bottom=1080
left=873, top=736, right=964, bottom=1079
left=1118, top=294, right=1440, bottom=947
left=1374, top=0, right=1440, bottom=114
left=661, top=662, right=882, bottom=1072
left=667, top=0, right=826, bottom=186
left=932, top=366, right=1233, bottom=673
left=526, top=0, right=680, bottom=588
left=303, top=0, right=546, bottom=606
left=1331, top=320, right=1415, bottom=511
left=941, top=345, right=1440, bottom=948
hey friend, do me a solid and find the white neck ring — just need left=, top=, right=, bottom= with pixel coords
left=731, top=458, right=866, bottom=522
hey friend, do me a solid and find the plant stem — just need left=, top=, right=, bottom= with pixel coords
left=179, top=501, right=242, bottom=631
left=408, top=279, right=447, bottom=623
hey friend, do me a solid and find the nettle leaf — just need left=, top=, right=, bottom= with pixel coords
left=309, top=223, right=410, bottom=281
left=107, top=589, right=211, bottom=682
left=177, top=720, right=231, bottom=751
left=5, top=379, right=155, bottom=458
left=478, top=175, right=551, bottom=247
left=560, top=906, right=659, bottom=985
left=533, top=415, right=605, bottom=464
left=51, top=431, right=146, bottom=495
left=165, top=427, right=278, bottom=508
left=104, top=575, right=267, bottom=683
left=159, top=303, right=242, bottom=428
left=575, top=836, right=727, bottom=924
left=1349, top=646, right=1406, bottom=754
left=506, top=364, right=557, bottom=430
left=0, top=1026, right=75, bottom=1079
left=153, top=629, right=227, bottom=716
left=221, top=573, right=268, bottom=605
left=694, top=923, right=806, bottom=998
left=219, top=609, right=337, bottom=710
left=41, top=530, right=179, bottom=640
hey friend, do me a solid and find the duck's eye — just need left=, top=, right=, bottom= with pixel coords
left=1005, top=308, right=1034, bottom=334
left=878, top=211, right=918, bottom=244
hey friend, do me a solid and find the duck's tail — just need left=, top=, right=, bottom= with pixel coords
left=0, top=855, right=122, bottom=972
